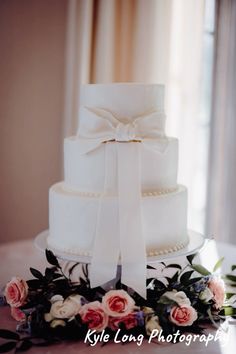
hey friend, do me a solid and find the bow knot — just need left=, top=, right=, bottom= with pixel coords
left=77, top=106, right=168, bottom=155
left=115, top=122, right=136, bottom=142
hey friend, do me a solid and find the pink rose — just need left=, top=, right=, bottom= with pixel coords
left=79, top=301, right=108, bottom=332
left=102, top=290, right=135, bottom=317
left=11, top=307, right=26, bottom=322
left=208, top=278, right=225, bottom=309
left=5, top=277, right=28, bottom=308
left=169, top=305, right=198, bottom=326
left=109, top=312, right=138, bottom=331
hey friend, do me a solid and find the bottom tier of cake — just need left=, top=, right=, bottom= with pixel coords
left=47, top=182, right=189, bottom=257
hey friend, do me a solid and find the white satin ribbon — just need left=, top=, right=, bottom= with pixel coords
left=78, top=106, right=168, bottom=299
left=117, top=143, right=146, bottom=298
left=77, top=107, right=168, bottom=154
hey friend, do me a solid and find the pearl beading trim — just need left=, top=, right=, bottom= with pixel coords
left=63, top=186, right=178, bottom=198
left=47, top=238, right=189, bottom=258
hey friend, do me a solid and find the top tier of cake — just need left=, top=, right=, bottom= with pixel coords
left=64, top=83, right=178, bottom=194
left=79, top=83, right=165, bottom=122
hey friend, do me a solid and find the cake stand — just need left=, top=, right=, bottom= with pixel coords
left=35, top=229, right=208, bottom=264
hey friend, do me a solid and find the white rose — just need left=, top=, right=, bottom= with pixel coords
left=143, top=307, right=162, bottom=336
left=163, top=291, right=191, bottom=306
left=145, top=314, right=162, bottom=336
left=50, top=295, right=64, bottom=303
left=50, top=319, right=66, bottom=328
left=45, top=294, right=83, bottom=322
left=66, top=294, right=83, bottom=306
left=199, top=288, right=214, bottom=303
left=143, top=306, right=154, bottom=315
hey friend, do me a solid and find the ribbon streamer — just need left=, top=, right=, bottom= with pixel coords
left=78, top=106, right=168, bottom=298
left=117, top=142, right=146, bottom=298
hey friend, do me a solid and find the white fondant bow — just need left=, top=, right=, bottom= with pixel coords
left=77, top=106, right=168, bottom=154
left=77, top=106, right=168, bottom=299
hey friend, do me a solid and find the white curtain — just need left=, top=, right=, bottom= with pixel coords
left=206, top=0, right=236, bottom=244
left=63, top=0, right=175, bottom=136
left=166, top=0, right=205, bottom=233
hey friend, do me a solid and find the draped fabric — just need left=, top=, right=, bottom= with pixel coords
left=63, top=0, right=173, bottom=136
left=206, top=0, right=236, bottom=244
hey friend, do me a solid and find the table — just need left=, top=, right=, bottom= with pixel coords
left=0, top=238, right=236, bottom=354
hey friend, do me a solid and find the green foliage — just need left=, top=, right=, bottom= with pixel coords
left=45, top=249, right=60, bottom=268
left=186, top=253, right=196, bottom=265
left=191, top=264, right=211, bottom=276
left=0, top=249, right=234, bottom=352
left=0, top=341, right=17, bottom=353
left=213, top=257, right=224, bottom=272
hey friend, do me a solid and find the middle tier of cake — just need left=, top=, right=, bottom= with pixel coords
left=64, top=138, right=178, bottom=193
left=48, top=182, right=188, bottom=258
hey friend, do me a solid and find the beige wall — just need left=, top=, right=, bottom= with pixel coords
left=0, top=0, right=68, bottom=243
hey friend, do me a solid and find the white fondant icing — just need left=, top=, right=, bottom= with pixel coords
left=64, top=138, right=178, bottom=193
left=48, top=182, right=188, bottom=256
left=79, top=83, right=165, bottom=127
left=48, top=83, right=190, bottom=276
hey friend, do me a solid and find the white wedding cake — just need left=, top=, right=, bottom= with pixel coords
left=47, top=83, right=189, bottom=297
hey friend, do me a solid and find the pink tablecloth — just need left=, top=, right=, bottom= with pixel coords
left=0, top=238, right=236, bottom=354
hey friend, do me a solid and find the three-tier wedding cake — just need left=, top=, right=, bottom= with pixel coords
left=47, top=83, right=190, bottom=298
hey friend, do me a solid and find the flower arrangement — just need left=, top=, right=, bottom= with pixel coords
left=0, top=250, right=234, bottom=352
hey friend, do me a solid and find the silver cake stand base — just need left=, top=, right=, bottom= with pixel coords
left=34, top=230, right=211, bottom=289
left=34, top=229, right=208, bottom=264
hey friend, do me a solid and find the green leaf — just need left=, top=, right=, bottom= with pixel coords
left=213, top=257, right=224, bottom=272
left=26, top=279, right=41, bottom=289
left=45, top=267, right=55, bottom=281
left=52, top=273, right=63, bottom=280
left=184, top=277, right=203, bottom=286
left=16, top=339, right=32, bottom=352
left=180, top=270, right=194, bottom=283
left=220, top=306, right=236, bottom=316
left=147, top=265, right=157, bottom=270
left=191, top=264, right=211, bottom=276
left=0, top=329, right=19, bottom=341
left=147, top=279, right=166, bottom=289
left=225, top=292, right=236, bottom=300
left=231, top=265, right=236, bottom=271
left=30, top=268, right=44, bottom=280
left=187, top=253, right=196, bottom=265
left=159, top=295, right=178, bottom=306
left=165, top=264, right=182, bottom=270
left=45, top=249, right=60, bottom=268
left=171, top=270, right=179, bottom=283
left=225, top=274, right=236, bottom=282
left=68, top=263, right=79, bottom=277
left=0, top=341, right=17, bottom=353
left=154, top=280, right=166, bottom=289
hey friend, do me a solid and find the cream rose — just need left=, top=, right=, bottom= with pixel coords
left=163, top=291, right=191, bottom=306
left=44, top=294, right=83, bottom=322
left=79, top=301, right=109, bottom=332
left=145, top=315, right=162, bottom=335
left=5, top=277, right=28, bottom=308
left=102, top=290, right=135, bottom=317
left=208, top=277, right=225, bottom=309
left=50, top=319, right=66, bottom=328
left=199, top=287, right=214, bottom=303
left=169, top=305, right=198, bottom=326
